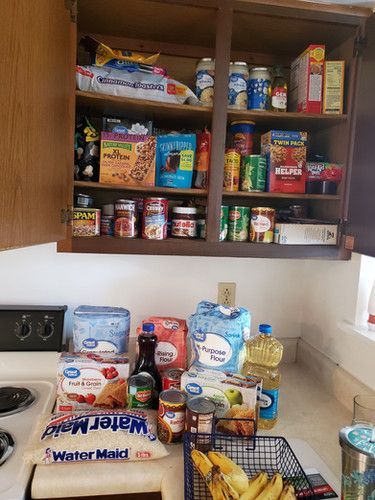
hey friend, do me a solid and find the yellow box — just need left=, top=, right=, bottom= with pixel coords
left=323, top=61, right=345, bottom=114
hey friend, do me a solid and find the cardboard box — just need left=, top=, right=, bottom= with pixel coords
left=274, top=223, right=338, bottom=245
left=261, top=130, right=307, bottom=193
left=290, top=45, right=325, bottom=114
left=323, top=61, right=345, bottom=114
left=99, top=132, right=156, bottom=186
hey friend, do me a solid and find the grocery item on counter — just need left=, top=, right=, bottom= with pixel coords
left=240, top=155, right=266, bottom=192
left=186, top=397, right=216, bottom=452
left=243, top=324, right=283, bottom=430
left=73, top=305, right=130, bottom=354
left=187, top=301, right=251, bottom=373
left=208, top=452, right=249, bottom=495
left=156, top=134, right=196, bottom=188
left=248, top=67, right=271, bottom=111
left=114, top=199, right=138, bottom=238
left=196, top=218, right=206, bottom=239
left=306, top=161, right=343, bottom=194
left=220, top=205, right=229, bottom=241
left=56, top=352, right=130, bottom=412
left=196, top=58, right=215, bottom=106
left=127, top=373, right=154, bottom=409
left=76, top=65, right=199, bottom=105
left=142, top=197, right=168, bottom=240
left=271, top=65, right=288, bottom=112
left=25, top=409, right=168, bottom=464
left=230, top=120, right=255, bottom=157
left=304, top=468, right=338, bottom=498
left=99, top=132, right=156, bottom=187
left=274, top=222, right=338, bottom=245
left=228, top=61, right=249, bottom=109
left=157, top=389, right=187, bottom=444
left=223, top=149, right=241, bottom=192
left=74, top=193, right=93, bottom=209
left=261, top=130, right=307, bottom=193
left=162, top=368, right=185, bottom=390
left=194, top=129, right=211, bottom=189
left=74, top=117, right=100, bottom=182
left=103, top=117, right=153, bottom=135
left=137, top=317, right=188, bottom=370
left=72, top=208, right=101, bottom=237
left=290, top=45, right=325, bottom=114
left=323, top=61, right=345, bottom=114
left=228, top=206, right=250, bottom=242
left=250, top=207, right=275, bottom=243
left=171, top=206, right=197, bottom=238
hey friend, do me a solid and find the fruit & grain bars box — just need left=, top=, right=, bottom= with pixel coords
left=57, top=352, right=130, bottom=412
left=261, top=130, right=307, bottom=193
left=290, top=44, right=325, bottom=114
left=323, top=61, right=345, bottom=114
left=99, top=132, right=156, bottom=186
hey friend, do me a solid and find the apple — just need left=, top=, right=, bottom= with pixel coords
left=225, top=388, right=243, bottom=407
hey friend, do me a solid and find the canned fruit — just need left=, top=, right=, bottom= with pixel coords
left=250, top=207, right=275, bottom=243
left=223, top=149, right=241, bottom=192
left=241, top=155, right=266, bottom=192
left=157, top=389, right=187, bottom=444
left=228, top=206, right=250, bottom=242
left=142, top=198, right=168, bottom=240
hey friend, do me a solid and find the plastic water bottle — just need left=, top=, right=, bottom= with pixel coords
left=242, top=324, right=283, bottom=429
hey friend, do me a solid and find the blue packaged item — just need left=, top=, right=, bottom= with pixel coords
left=156, top=134, right=196, bottom=188
left=248, top=68, right=271, bottom=110
left=73, top=306, right=130, bottom=354
left=188, top=301, right=251, bottom=373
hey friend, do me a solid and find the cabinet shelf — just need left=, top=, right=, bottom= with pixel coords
left=74, top=181, right=207, bottom=197
left=222, top=191, right=340, bottom=200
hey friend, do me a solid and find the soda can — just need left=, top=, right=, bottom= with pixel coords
left=220, top=205, right=229, bottom=241
left=228, top=206, right=250, bottom=242
left=223, top=149, right=241, bottom=192
left=241, top=155, right=267, bottom=192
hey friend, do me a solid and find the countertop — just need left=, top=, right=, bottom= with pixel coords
left=31, top=363, right=351, bottom=499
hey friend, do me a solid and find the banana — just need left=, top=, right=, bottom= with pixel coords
left=279, top=484, right=297, bottom=500
left=208, top=451, right=249, bottom=495
left=239, top=472, right=268, bottom=500
left=254, top=473, right=283, bottom=500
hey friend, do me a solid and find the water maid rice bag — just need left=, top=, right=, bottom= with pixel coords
left=24, top=410, right=168, bottom=465
left=188, top=301, right=250, bottom=373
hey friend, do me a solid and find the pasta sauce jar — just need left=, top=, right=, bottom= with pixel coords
left=142, top=198, right=168, bottom=240
left=172, top=207, right=197, bottom=238
left=114, top=199, right=137, bottom=238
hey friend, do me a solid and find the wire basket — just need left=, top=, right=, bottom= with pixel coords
left=184, top=427, right=315, bottom=499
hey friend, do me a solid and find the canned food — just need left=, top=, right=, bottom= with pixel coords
left=73, top=208, right=101, bottom=237
left=230, top=120, right=255, bottom=157
left=250, top=207, right=275, bottom=243
left=186, top=397, right=216, bottom=451
left=196, top=219, right=206, bottom=239
left=74, top=193, right=93, bottom=209
left=241, top=155, right=267, bottom=192
left=102, top=204, right=114, bottom=216
left=157, top=389, right=187, bottom=444
left=142, top=198, right=168, bottom=240
left=223, top=149, right=241, bottom=192
left=220, top=205, right=229, bottom=241
left=195, top=58, right=215, bottom=106
left=114, top=199, right=137, bottom=238
left=228, top=61, right=249, bottom=110
left=228, top=206, right=250, bottom=242
left=100, top=215, right=114, bottom=236
left=248, top=67, right=271, bottom=110
left=128, top=373, right=154, bottom=409
left=162, top=368, right=184, bottom=391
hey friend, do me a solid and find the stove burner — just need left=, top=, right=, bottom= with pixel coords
left=0, top=387, right=35, bottom=416
left=0, top=431, right=14, bottom=466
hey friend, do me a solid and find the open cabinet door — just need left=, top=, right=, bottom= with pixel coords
left=0, top=0, right=75, bottom=250
left=346, top=14, right=375, bottom=257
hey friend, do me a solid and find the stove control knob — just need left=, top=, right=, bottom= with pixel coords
left=15, top=321, right=32, bottom=340
left=38, top=321, right=54, bottom=340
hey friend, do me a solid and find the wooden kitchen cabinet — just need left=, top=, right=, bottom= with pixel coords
left=1, top=0, right=375, bottom=258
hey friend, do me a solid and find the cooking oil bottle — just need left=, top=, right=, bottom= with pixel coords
left=242, top=324, right=283, bottom=429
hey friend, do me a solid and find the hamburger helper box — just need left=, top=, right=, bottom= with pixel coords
left=261, top=130, right=307, bottom=193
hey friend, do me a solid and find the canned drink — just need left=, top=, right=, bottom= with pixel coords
left=220, top=206, right=229, bottom=241
left=223, top=149, right=241, bottom=192
left=250, top=207, right=275, bottom=243
left=241, top=155, right=267, bottom=192
left=157, top=389, right=187, bottom=444
left=228, top=206, right=250, bottom=242
left=142, top=198, right=168, bottom=240
left=186, top=397, right=216, bottom=452
left=162, top=368, right=185, bottom=391
left=114, top=199, right=137, bottom=238
left=127, top=373, right=154, bottom=409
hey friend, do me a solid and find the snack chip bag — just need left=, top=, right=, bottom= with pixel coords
left=188, top=301, right=250, bottom=373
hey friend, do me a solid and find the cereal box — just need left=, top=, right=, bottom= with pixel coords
left=323, top=61, right=345, bottom=114
left=261, top=130, right=307, bottom=193
left=99, top=132, right=156, bottom=186
left=290, top=45, right=325, bottom=114
left=72, top=208, right=100, bottom=237
left=57, top=352, right=130, bottom=412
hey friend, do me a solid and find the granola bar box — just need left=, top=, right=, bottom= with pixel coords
left=57, top=352, right=130, bottom=412
left=261, top=130, right=307, bottom=193
left=99, top=132, right=156, bottom=186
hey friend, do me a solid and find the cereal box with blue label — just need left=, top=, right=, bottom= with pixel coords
left=261, top=130, right=307, bottom=193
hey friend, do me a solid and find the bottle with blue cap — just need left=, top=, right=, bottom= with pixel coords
left=242, top=323, right=283, bottom=429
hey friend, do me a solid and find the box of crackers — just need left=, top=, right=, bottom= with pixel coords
left=57, top=352, right=130, bottom=412
left=99, top=132, right=156, bottom=186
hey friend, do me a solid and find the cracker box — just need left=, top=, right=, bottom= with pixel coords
left=262, top=130, right=307, bottom=193
left=99, top=132, right=156, bottom=186
left=323, top=61, right=345, bottom=114
left=57, top=352, right=130, bottom=412
left=274, top=223, right=338, bottom=245
left=290, top=45, right=325, bottom=114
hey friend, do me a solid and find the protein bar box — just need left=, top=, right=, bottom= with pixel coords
left=261, top=130, right=307, bottom=193
left=99, top=132, right=156, bottom=187
left=274, top=223, right=338, bottom=245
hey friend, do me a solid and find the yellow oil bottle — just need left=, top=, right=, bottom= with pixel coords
left=242, top=324, right=283, bottom=430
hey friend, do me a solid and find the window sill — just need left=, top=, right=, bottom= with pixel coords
left=338, top=320, right=375, bottom=342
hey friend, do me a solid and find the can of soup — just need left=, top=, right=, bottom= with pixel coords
left=157, top=389, right=187, bottom=444
left=250, top=207, right=275, bottom=243
left=186, top=397, right=216, bottom=452
left=223, top=149, right=241, bottom=192
left=162, top=368, right=184, bottom=391
left=241, top=155, right=267, bottom=192
left=115, top=199, right=137, bottom=238
left=142, top=198, right=168, bottom=240
left=220, top=205, right=229, bottom=241
left=127, top=373, right=154, bottom=409
left=228, top=206, right=250, bottom=242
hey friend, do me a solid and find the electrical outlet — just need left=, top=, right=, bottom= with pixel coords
left=217, top=282, right=236, bottom=307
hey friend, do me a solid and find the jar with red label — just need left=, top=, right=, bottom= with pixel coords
left=271, top=66, right=287, bottom=112
left=142, top=198, right=168, bottom=240
left=250, top=207, right=275, bottom=243
left=114, top=199, right=137, bottom=238
left=171, top=207, right=197, bottom=238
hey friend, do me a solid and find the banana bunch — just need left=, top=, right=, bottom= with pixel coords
left=239, top=472, right=296, bottom=500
